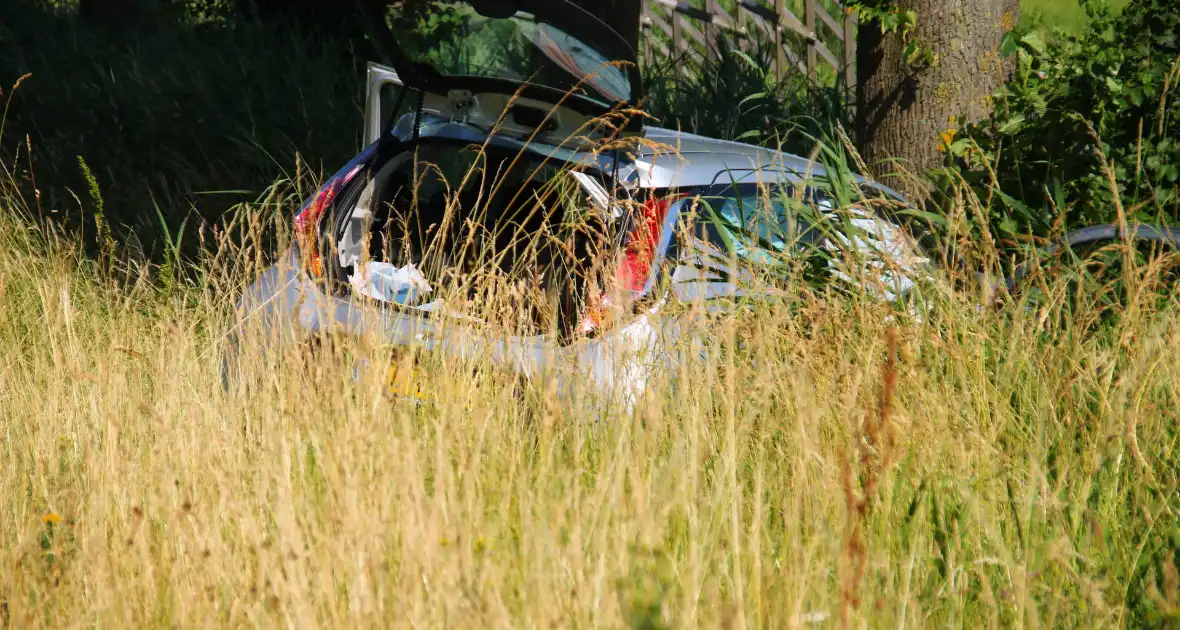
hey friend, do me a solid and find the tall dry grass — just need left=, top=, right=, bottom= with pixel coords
left=1, top=138, right=1179, bottom=629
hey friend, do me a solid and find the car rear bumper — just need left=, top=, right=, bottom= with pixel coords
left=221, top=250, right=690, bottom=410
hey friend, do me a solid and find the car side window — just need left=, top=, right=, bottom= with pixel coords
left=709, top=188, right=825, bottom=257
left=664, top=183, right=929, bottom=303
left=671, top=184, right=826, bottom=262
left=658, top=184, right=830, bottom=303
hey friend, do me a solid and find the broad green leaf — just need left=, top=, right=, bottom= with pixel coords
left=998, top=114, right=1027, bottom=135
left=1021, top=31, right=1047, bottom=55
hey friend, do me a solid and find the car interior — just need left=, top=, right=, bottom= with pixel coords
left=329, top=141, right=622, bottom=339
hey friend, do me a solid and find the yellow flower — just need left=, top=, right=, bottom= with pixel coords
left=42, top=512, right=62, bottom=525
left=937, top=127, right=958, bottom=153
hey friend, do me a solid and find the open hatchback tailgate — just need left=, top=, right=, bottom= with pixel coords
left=356, top=0, right=645, bottom=144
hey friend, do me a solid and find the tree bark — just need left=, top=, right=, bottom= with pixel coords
left=856, top=0, right=1018, bottom=192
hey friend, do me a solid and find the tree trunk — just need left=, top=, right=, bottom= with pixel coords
left=856, top=0, right=1018, bottom=192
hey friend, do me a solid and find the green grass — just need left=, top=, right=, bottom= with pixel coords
left=1020, top=0, right=1130, bottom=33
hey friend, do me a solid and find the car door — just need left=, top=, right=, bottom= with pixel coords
left=364, top=62, right=409, bottom=145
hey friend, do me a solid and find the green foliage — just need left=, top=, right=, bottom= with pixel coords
left=615, top=543, right=676, bottom=630
left=954, top=0, right=1180, bottom=236
left=0, top=0, right=366, bottom=258
left=385, top=3, right=537, bottom=84
left=1125, top=521, right=1180, bottom=627
left=846, top=1, right=932, bottom=67
left=641, top=35, right=849, bottom=156
left=75, top=155, right=115, bottom=256
left=1020, top=0, right=1130, bottom=34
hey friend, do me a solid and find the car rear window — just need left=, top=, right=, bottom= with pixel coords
left=382, top=1, right=635, bottom=105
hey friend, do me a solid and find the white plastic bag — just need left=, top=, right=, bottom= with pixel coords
left=350, top=261, right=432, bottom=305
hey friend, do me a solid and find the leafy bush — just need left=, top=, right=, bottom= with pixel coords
left=955, top=0, right=1179, bottom=235
left=641, top=35, right=850, bottom=156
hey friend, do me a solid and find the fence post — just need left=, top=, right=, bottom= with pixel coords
left=842, top=4, right=857, bottom=94
left=640, top=4, right=653, bottom=69
left=735, top=0, right=749, bottom=52
left=671, top=7, right=684, bottom=78
left=804, top=0, right=817, bottom=80
left=773, top=0, right=786, bottom=81
left=704, top=0, right=717, bottom=64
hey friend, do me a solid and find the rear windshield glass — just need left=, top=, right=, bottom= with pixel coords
left=384, top=1, right=634, bottom=105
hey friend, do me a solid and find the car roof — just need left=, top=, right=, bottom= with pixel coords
left=403, top=113, right=874, bottom=194
left=633, top=126, right=830, bottom=189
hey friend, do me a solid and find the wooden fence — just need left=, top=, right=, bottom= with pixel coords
left=640, top=0, right=857, bottom=89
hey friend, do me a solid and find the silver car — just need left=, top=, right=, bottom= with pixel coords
left=225, top=0, right=1177, bottom=402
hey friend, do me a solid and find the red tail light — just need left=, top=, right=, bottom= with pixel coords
left=294, top=163, right=363, bottom=277
left=616, top=193, right=684, bottom=292
left=576, top=193, right=684, bottom=336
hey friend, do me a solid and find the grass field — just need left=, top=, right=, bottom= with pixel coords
left=1021, top=0, right=1130, bottom=32
left=2, top=140, right=1179, bottom=628
left=1, top=1, right=1176, bottom=626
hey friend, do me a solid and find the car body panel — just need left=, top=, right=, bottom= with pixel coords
left=226, top=248, right=693, bottom=407
left=390, top=113, right=630, bottom=177
left=631, top=127, right=830, bottom=190
left=364, top=63, right=405, bottom=145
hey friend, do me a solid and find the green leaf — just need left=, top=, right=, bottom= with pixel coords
left=1000, top=31, right=1021, bottom=57
left=1034, top=96, right=1050, bottom=116
left=948, top=138, right=974, bottom=156
left=998, top=215, right=1018, bottom=236
left=1020, top=31, right=1047, bottom=55
left=897, top=207, right=950, bottom=227
left=995, top=189, right=1046, bottom=227
left=998, top=114, right=1027, bottom=135
left=738, top=92, right=767, bottom=106
left=732, top=50, right=762, bottom=72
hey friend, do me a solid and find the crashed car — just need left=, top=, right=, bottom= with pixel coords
left=225, top=0, right=1179, bottom=402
